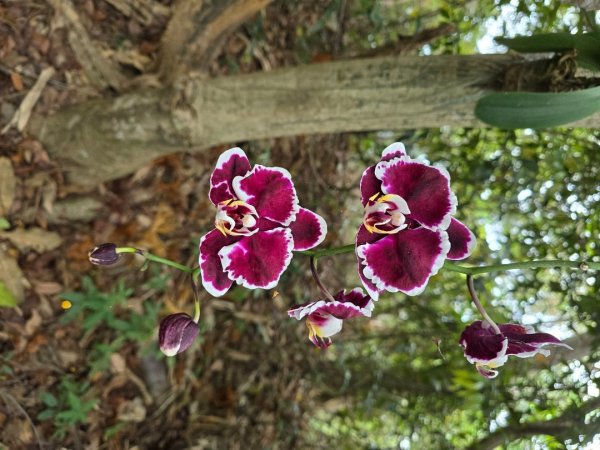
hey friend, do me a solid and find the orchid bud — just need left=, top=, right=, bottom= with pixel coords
left=158, top=313, right=199, bottom=356
left=88, top=243, right=119, bottom=266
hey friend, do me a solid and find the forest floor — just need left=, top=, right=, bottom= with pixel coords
left=0, top=1, right=372, bottom=448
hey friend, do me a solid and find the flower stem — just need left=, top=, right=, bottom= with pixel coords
left=116, top=246, right=194, bottom=273
left=297, top=244, right=355, bottom=259
left=191, top=275, right=201, bottom=323
left=299, top=243, right=599, bottom=276
left=444, top=259, right=599, bottom=275
left=466, top=275, right=501, bottom=334
left=310, top=257, right=336, bottom=302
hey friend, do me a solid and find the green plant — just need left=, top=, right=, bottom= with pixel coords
left=60, top=273, right=164, bottom=373
left=37, top=378, right=96, bottom=440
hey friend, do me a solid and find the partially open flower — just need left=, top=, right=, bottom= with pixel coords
left=288, top=288, right=374, bottom=348
left=199, top=148, right=327, bottom=296
left=356, top=142, right=476, bottom=300
left=459, top=320, right=573, bottom=378
left=158, top=313, right=199, bottom=356
left=88, top=243, right=120, bottom=266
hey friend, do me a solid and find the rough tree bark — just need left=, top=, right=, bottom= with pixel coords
left=158, top=0, right=273, bottom=82
left=29, top=53, right=600, bottom=187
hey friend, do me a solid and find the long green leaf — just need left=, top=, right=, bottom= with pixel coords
left=496, top=32, right=600, bottom=71
left=475, top=86, right=600, bottom=129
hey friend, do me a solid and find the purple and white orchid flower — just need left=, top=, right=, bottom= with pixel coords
left=356, top=142, right=476, bottom=300
left=199, top=147, right=327, bottom=297
left=459, top=320, right=573, bottom=378
left=288, top=288, right=374, bottom=348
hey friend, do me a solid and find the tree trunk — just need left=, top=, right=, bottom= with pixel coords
left=28, top=53, right=600, bottom=187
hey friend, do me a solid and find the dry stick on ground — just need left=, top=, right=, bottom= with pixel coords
left=47, top=0, right=126, bottom=91
left=1, top=67, right=55, bottom=134
left=157, top=0, right=274, bottom=82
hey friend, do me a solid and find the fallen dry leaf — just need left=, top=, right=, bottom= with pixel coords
left=10, top=71, right=24, bottom=91
left=0, top=157, right=16, bottom=216
left=0, top=227, right=62, bottom=253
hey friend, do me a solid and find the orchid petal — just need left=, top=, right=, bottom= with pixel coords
left=360, top=166, right=381, bottom=206
left=233, top=165, right=299, bottom=226
left=357, top=228, right=450, bottom=296
left=459, top=321, right=509, bottom=366
left=375, top=158, right=456, bottom=230
left=355, top=224, right=382, bottom=300
left=218, top=228, right=294, bottom=290
left=289, top=207, right=327, bottom=251
left=381, top=142, right=407, bottom=161
left=209, top=147, right=251, bottom=205
left=447, top=218, right=477, bottom=260
left=199, top=229, right=238, bottom=297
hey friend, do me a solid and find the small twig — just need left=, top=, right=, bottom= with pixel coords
left=0, top=390, right=44, bottom=450
left=1, top=66, right=55, bottom=134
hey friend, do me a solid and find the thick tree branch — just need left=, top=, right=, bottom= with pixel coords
left=47, top=0, right=126, bottom=91
left=468, top=397, right=600, bottom=450
left=28, top=54, right=600, bottom=187
left=157, top=0, right=273, bottom=83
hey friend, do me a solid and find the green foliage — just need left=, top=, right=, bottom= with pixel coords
left=60, top=274, right=162, bottom=373
left=37, top=378, right=97, bottom=440
left=0, top=281, right=17, bottom=308
left=496, top=32, right=600, bottom=71
left=61, top=276, right=133, bottom=331
left=475, top=86, right=600, bottom=129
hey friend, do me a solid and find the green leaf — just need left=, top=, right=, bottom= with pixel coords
left=40, top=392, right=58, bottom=408
left=0, top=218, right=9, bottom=230
left=496, top=32, right=600, bottom=71
left=475, top=86, right=600, bottom=129
left=37, top=409, right=56, bottom=421
left=0, top=281, right=17, bottom=308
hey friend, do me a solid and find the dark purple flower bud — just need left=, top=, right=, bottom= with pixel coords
left=88, top=243, right=119, bottom=266
left=158, top=313, right=199, bottom=356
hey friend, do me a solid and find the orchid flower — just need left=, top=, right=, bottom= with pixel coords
left=199, top=148, right=327, bottom=296
left=356, top=142, right=476, bottom=300
left=459, top=320, right=573, bottom=378
left=288, top=288, right=374, bottom=348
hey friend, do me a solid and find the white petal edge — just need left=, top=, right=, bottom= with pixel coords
left=381, top=142, right=407, bottom=159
